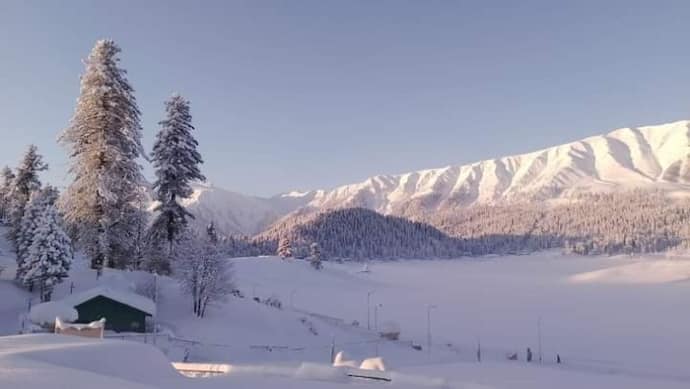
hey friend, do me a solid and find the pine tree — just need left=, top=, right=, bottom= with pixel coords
left=310, top=242, right=322, bottom=270
left=6, top=145, right=48, bottom=250
left=149, top=94, right=205, bottom=257
left=22, top=204, right=72, bottom=302
left=207, top=221, right=219, bottom=245
left=16, top=186, right=59, bottom=284
left=59, top=39, right=146, bottom=273
left=130, top=198, right=148, bottom=271
left=0, top=166, right=15, bottom=222
left=277, top=237, right=292, bottom=259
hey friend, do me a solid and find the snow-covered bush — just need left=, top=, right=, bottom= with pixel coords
left=264, top=295, right=282, bottom=310
left=176, top=232, right=234, bottom=317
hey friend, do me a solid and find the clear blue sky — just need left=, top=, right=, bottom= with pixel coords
left=1, top=1, right=689, bottom=196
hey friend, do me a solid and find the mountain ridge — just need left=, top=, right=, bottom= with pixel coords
left=184, top=119, right=690, bottom=235
left=301, top=120, right=690, bottom=215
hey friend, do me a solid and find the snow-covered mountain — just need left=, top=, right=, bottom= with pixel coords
left=185, top=120, right=690, bottom=235
left=301, top=120, right=690, bottom=215
left=180, top=182, right=316, bottom=235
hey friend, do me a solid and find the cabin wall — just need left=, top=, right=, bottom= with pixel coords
left=75, top=296, right=148, bottom=333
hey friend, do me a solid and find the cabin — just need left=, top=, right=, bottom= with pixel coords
left=60, top=287, right=156, bottom=333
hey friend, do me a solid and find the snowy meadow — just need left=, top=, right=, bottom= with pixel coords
left=226, top=253, right=690, bottom=387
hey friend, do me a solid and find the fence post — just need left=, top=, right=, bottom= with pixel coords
left=330, top=336, right=336, bottom=364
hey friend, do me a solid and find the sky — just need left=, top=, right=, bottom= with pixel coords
left=1, top=1, right=690, bottom=197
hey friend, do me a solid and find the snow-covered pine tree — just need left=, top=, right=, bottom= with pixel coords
left=22, top=204, right=72, bottom=302
left=309, top=242, right=322, bottom=270
left=6, top=145, right=48, bottom=251
left=149, top=95, right=205, bottom=259
left=206, top=221, right=219, bottom=245
left=277, top=237, right=292, bottom=259
left=0, top=166, right=15, bottom=222
left=59, top=39, right=146, bottom=273
left=16, top=186, right=59, bottom=284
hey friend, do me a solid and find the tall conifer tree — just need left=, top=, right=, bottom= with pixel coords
left=60, top=40, right=146, bottom=272
left=6, top=145, right=47, bottom=250
left=149, top=95, right=205, bottom=257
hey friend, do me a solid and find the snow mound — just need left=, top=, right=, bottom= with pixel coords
left=569, top=259, right=690, bottom=284
left=333, top=351, right=359, bottom=368
left=360, top=357, right=386, bottom=371
left=0, top=334, right=181, bottom=387
left=29, top=301, right=78, bottom=325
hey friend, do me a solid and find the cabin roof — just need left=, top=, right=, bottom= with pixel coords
left=61, top=286, right=156, bottom=315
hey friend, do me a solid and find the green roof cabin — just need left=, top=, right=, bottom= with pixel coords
left=60, top=287, right=156, bottom=333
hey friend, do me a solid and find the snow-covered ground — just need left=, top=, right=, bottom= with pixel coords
left=230, top=253, right=690, bottom=388
left=2, top=244, right=690, bottom=388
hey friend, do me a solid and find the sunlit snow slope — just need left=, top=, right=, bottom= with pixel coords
left=304, top=120, right=690, bottom=213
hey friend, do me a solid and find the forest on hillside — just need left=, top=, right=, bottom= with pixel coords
left=234, top=190, right=690, bottom=260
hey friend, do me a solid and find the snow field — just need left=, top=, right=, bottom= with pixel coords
left=3, top=244, right=690, bottom=387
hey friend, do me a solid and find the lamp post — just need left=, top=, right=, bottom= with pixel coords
left=374, top=303, right=383, bottom=331
left=374, top=303, right=383, bottom=357
left=367, top=290, right=375, bottom=330
left=537, top=316, right=543, bottom=364
left=427, top=304, right=437, bottom=354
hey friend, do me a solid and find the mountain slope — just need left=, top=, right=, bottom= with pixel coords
left=301, top=120, right=690, bottom=215
left=180, top=183, right=316, bottom=235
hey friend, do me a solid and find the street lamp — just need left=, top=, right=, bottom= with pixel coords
left=374, top=303, right=383, bottom=331
left=427, top=304, right=437, bottom=354
left=367, top=290, right=375, bottom=330
left=537, top=316, right=543, bottom=364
